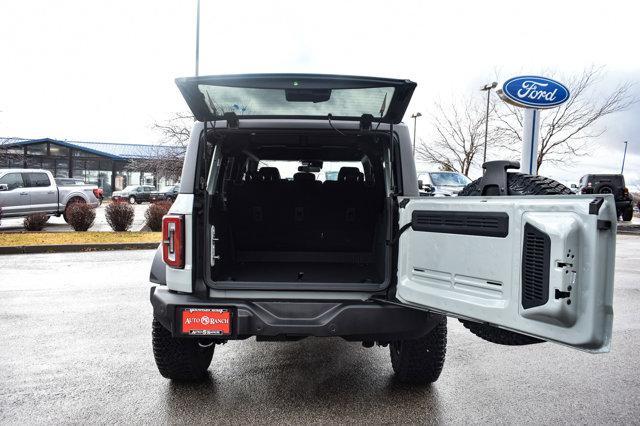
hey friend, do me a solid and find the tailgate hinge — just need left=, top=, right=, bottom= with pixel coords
left=398, top=198, right=410, bottom=209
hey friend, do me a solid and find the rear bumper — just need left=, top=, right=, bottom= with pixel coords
left=150, top=286, right=441, bottom=342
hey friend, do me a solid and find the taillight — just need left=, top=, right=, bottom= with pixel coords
left=623, top=187, right=629, bottom=196
left=162, top=215, right=184, bottom=269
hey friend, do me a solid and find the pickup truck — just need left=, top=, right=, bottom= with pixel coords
left=0, top=169, right=100, bottom=222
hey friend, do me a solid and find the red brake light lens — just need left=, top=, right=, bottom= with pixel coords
left=162, top=215, right=184, bottom=269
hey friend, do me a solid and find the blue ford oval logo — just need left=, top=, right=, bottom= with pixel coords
left=499, top=76, right=570, bottom=109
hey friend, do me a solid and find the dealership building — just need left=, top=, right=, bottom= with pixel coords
left=0, top=137, right=181, bottom=196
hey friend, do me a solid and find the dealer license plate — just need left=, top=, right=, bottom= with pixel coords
left=181, top=308, right=231, bottom=336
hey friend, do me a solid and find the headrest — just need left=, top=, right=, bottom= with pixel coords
left=256, top=167, right=280, bottom=182
left=338, top=167, right=363, bottom=183
left=293, top=172, right=315, bottom=182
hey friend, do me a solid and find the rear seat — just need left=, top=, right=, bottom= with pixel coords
left=321, top=167, right=378, bottom=251
left=230, top=167, right=283, bottom=250
left=229, top=166, right=382, bottom=253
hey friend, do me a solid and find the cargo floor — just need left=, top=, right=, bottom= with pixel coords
left=220, top=262, right=382, bottom=283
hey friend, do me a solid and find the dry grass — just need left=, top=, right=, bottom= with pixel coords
left=0, top=232, right=161, bottom=247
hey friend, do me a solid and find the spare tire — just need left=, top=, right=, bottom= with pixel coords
left=457, top=172, right=572, bottom=345
left=596, top=185, right=614, bottom=195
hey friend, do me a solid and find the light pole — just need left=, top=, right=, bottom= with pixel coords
left=195, top=0, right=201, bottom=76
left=480, top=82, right=498, bottom=164
left=621, top=140, right=628, bottom=174
left=411, top=112, right=422, bottom=157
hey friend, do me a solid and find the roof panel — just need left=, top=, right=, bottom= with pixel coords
left=0, top=137, right=181, bottom=160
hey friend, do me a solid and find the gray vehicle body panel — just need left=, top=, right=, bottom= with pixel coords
left=0, top=169, right=99, bottom=217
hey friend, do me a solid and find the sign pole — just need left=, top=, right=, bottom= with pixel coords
left=520, top=108, right=540, bottom=175
left=498, top=76, right=570, bottom=176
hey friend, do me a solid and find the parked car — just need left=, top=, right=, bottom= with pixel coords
left=55, top=178, right=104, bottom=204
left=111, top=185, right=154, bottom=204
left=417, top=171, right=471, bottom=196
left=573, top=174, right=634, bottom=221
left=148, top=73, right=616, bottom=384
left=150, top=184, right=180, bottom=202
left=0, top=169, right=100, bottom=221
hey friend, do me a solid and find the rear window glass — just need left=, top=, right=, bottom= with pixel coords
left=198, top=85, right=394, bottom=119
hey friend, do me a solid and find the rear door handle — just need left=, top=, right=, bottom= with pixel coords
left=47, top=191, right=55, bottom=194
left=20, top=192, right=28, bottom=196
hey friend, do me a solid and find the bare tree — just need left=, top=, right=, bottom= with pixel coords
left=494, top=66, right=637, bottom=172
left=129, top=113, right=193, bottom=182
left=151, top=112, right=193, bottom=150
left=0, top=137, right=26, bottom=167
left=415, top=97, right=496, bottom=175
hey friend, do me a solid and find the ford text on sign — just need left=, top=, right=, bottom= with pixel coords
left=500, top=76, right=570, bottom=109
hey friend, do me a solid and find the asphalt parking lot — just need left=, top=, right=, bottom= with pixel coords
left=1, top=236, right=639, bottom=424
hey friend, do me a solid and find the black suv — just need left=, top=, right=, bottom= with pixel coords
left=150, top=184, right=180, bottom=202
left=576, top=174, right=634, bottom=221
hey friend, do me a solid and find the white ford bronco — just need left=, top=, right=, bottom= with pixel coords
left=149, top=74, right=616, bottom=383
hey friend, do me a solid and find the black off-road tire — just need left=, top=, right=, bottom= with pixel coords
left=458, top=172, right=572, bottom=345
left=622, top=207, right=633, bottom=222
left=152, top=318, right=215, bottom=381
left=459, top=173, right=573, bottom=197
left=390, top=317, right=447, bottom=384
left=459, top=321, right=541, bottom=345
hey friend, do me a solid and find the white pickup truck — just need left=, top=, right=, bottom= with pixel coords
left=0, top=169, right=100, bottom=221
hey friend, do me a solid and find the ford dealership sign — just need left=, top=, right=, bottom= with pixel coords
left=498, top=76, right=570, bottom=109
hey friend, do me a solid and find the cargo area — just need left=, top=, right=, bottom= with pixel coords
left=205, top=130, right=392, bottom=289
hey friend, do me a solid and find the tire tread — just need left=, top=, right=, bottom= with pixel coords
left=152, top=318, right=214, bottom=381
left=390, top=317, right=447, bottom=384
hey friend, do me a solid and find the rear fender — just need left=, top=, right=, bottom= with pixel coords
left=149, top=246, right=166, bottom=285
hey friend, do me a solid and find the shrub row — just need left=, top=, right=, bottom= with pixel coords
left=144, top=200, right=172, bottom=231
left=18, top=199, right=172, bottom=232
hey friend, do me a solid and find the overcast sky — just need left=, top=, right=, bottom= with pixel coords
left=1, top=0, right=638, bottom=186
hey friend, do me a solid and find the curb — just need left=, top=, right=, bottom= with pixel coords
left=0, top=242, right=159, bottom=255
